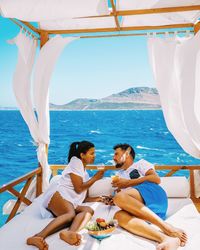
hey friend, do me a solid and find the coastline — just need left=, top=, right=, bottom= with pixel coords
left=0, top=108, right=162, bottom=111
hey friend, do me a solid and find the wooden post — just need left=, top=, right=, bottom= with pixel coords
left=194, top=21, right=200, bottom=34
left=36, top=31, right=50, bottom=196
left=40, top=31, right=49, bottom=48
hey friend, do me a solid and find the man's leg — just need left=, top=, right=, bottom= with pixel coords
left=114, top=210, right=180, bottom=250
left=113, top=189, right=187, bottom=245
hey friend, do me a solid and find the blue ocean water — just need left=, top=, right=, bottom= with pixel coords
left=0, top=110, right=200, bottom=226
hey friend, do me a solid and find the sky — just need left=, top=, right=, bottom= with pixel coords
left=0, top=16, right=155, bottom=107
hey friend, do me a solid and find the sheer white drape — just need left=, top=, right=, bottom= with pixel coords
left=3, top=33, right=79, bottom=214
left=148, top=32, right=200, bottom=197
left=33, top=35, right=79, bottom=190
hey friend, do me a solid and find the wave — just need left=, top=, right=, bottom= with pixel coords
left=89, top=130, right=102, bottom=134
left=105, top=160, right=115, bottom=165
left=136, top=145, right=166, bottom=152
left=95, top=149, right=106, bottom=152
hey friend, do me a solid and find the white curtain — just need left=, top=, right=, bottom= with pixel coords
left=3, top=33, right=79, bottom=214
left=148, top=32, right=200, bottom=197
left=11, top=31, right=39, bottom=142
left=33, top=35, right=79, bottom=190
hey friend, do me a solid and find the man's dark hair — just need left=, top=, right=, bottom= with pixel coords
left=113, top=143, right=135, bottom=160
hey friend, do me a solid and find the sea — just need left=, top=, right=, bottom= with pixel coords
left=1, top=110, right=200, bottom=227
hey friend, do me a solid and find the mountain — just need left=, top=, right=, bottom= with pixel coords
left=50, top=87, right=161, bottom=110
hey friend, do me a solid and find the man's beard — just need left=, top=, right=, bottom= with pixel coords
left=115, top=153, right=126, bottom=168
left=115, top=162, right=124, bottom=168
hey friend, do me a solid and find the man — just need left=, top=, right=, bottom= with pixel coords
left=112, top=143, right=187, bottom=250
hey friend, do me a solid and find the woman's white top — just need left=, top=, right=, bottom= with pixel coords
left=40, top=156, right=89, bottom=218
left=56, top=156, right=90, bottom=208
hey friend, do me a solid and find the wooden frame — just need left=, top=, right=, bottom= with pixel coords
left=8, top=4, right=200, bottom=39
left=0, top=168, right=42, bottom=222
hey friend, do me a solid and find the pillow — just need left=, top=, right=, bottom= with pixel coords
left=160, top=176, right=190, bottom=198
left=88, top=178, right=113, bottom=197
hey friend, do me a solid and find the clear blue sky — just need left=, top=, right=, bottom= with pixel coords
left=0, top=16, right=155, bottom=107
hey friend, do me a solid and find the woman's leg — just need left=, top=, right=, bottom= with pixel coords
left=113, top=189, right=187, bottom=245
left=27, top=192, right=76, bottom=250
left=60, top=206, right=94, bottom=246
left=114, top=210, right=180, bottom=250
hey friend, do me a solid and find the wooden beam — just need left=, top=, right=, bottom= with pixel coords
left=80, top=30, right=193, bottom=39
left=41, top=23, right=193, bottom=35
left=36, top=164, right=43, bottom=196
left=9, top=5, right=200, bottom=36
left=9, top=19, right=39, bottom=39
left=7, top=187, right=32, bottom=206
left=40, top=31, right=49, bottom=48
left=194, top=21, right=200, bottom=34
left=120, top=23, right=193, bottom=32
left=0, top=168, right=41, bottom=193
left=50, top=164, right=200, bottom=174
left=190, top=169, right=196, bottom=200
left=6, top=177, right=33, bottom=222
left=110, top=0, right=120, bottom=31
left=20, top=21, right=40, bottom=34
left=165, top=169, right=179, bottom=177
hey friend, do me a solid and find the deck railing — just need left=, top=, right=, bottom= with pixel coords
left=51, top=164, right=200, bottom=205
left=1, top=165, right=200, bottom=223
left=0, top=167, right=42, bottom=222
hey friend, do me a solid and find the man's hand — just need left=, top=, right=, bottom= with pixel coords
left=112, top=178, right=129, bottom=189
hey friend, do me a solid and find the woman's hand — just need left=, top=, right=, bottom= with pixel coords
left=93, top=170, right=105, bottom=181
left=100, top=196, right=114, bottom=206
left=85, top=195, right=114, bottom=205
left=112, top=177, right=129, bottom=189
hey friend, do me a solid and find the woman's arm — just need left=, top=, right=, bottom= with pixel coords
left=84, top=196, right=103, bottom=202
left=112, top=169, right=160, bottom=189
left=70, top=170, right=105, bottom=194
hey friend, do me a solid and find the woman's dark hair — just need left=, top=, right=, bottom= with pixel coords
left=68, top=141, right=95, bottom=162
left=113, top=143, right=135, bottom=160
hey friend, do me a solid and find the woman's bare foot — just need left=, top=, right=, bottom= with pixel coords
left=59, top=230, right=82, bottom=246
left=162, top=223, right=187, bottom=246
left=27, top=236, right=48, bottom=250
left=156, top=236, right=180, bottom=250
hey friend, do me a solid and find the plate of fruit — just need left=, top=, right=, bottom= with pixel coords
left=86, top=218, right=118, bottom=240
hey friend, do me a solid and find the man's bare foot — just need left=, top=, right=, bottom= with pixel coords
left=156, top=236, right=180, bottom=250
left=163, top=223, right=187, bottom=246
left=27, top=236, right=48, bottom=250
left=59, top=230, right=82, bottom=246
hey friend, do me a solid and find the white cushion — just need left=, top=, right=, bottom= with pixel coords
left=160, top=176, right=190, bottom=198
left=50, top=175, right=190, bottom=198
left=88, top=178, right=113, bottom=197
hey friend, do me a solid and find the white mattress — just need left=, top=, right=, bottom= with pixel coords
left=0, top=196, right=200, bottom=250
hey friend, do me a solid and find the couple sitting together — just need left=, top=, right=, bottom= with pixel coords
left=27, top=141, right=187, bottom=250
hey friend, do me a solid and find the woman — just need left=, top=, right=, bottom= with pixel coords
left=27, top=141, right=105, bottom=250
left=112, top=143, right=187, bottom=250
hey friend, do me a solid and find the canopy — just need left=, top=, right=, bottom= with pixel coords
left=1, top=0, right=200, bottom=198
left=1, top=0, right=200, bottom=32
